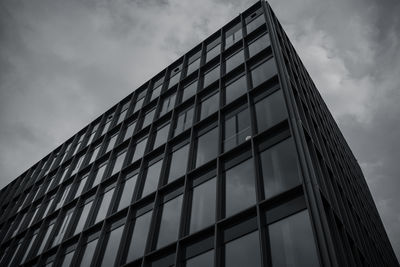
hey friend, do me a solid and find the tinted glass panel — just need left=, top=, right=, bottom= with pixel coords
left=269, top=210, right=320, bottom=267
left=126, top=210, right=152, bottom=262
left=92, top=163, right=107, bottom=188
left=186, top=249, right=214, bottom=267
left=74, top=200, right=93, bottom=235
left=225, top=50, right=244, bottom=73
left=132, top=137, right=148, bottom=163
left=167, top=144, right=189, bottom=183
left=100, top=225, right=124, bottom=267
left=251, top=59, right=277, bottom=88
left=175, top=107, right=194, bottom=135
left=246, top=15, right=264, bottom=33
left=61, top=250, right=74, bottom=267
left=196, top=127, right=218, bottom=168
left=142, top=109, right=156, bottom=129
left=118, top=174, right=137, bottom=211
left=79, top=238, right=98, bottom=267
left=112, top=150, right=127, bottom=176
left=225, top=231, right=261, bottom=267
left=224, top=108, right=251, bottom=152
left=134, top=97, right=145, bottom=113
left=255, top=90, right=287, bottom=132
left=225, top=75, right=247, bottom=105
left=75, top=175, right=88, bottom=199
left=206, top=44, right=221, bottom=62
left=249, top=34, right=270, bottom=58
left=52, top=209, right=73, bottom=246
left=260, top=138, right=300, bottom=198
left=225, top=158, right=256, bottom=217
left=142, top=159, right=163, bottom=197
left=182, top=80, right=198, bottom=102
left=160, top=94, right=176, bottom=116
left=156, top=194, right=183, bottom=248
left=187, top=58, right=200, bottom=75
left=89, top=145, right=101, bottom=165
left=225, top=27, right=242, bottom=49
left=200, top=92, right=219, bottom=120
left=95, top=188, right=115, bottom=224
left=21, top=233, right=38, bottom=263
left=106, top=134, right=118, bottom=153
left=151, top=85, right=162, bottom=101
left=37, top=222, right=55, bottom=255
left=154, top=124, right=170, bottom=149
left=124, top=121, right=136, bottom=141
left=204, top=65, right=220, bottom=88
left=190, top=178, right=216, bottom=233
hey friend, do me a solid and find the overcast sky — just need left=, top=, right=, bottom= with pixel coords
left=1, top=0, right=399, bottom=260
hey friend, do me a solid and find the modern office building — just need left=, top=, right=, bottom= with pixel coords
left=0, top=1, right=398, bottom=266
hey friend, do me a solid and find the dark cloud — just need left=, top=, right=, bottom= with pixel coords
left=0, top=0, right=399, bottom=260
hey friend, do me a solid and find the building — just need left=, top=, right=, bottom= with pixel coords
left=0, top=1, right=398, bottom=266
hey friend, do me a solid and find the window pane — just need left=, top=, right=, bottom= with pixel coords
left=142, top=109, right=156, bottom=129
left=61, top=250, right=75, bottom=267
left=224, top=108, right=251, bottom=152
left=225, top=75, right=247, bottom=105
left=225, top=50, right=244, bottom=73
left=100, top=225, right=124, bottom=267
left=79, top=238, right=98, bottom=267
left=255, top=90, right=287, bottom=132
left=37, top=222, right=55, bottom=255
left=106, top=134, right=118, bottom=153
left=200, top=92, right=219, bottom=120
left=182, top=80, right=198, bottom=102
left=118, top=174, right=137, bottom=211
left=89, top=145, right=101, bottom=165
left=156, top=194, right=183, bottom=249
left=126, top=210, right=152, bottom=262
left=74, top=175, right=88, bottom=199
left=117, top=108, right=128, bottom=125
left=132, top=137, right=148, bottom=163
left=151, top=85, right=162, bottom=101
left=206, top=44, right=221, bottom=62
left=55, top=184, right=71, bottom=210
left=92, top=163, right=107, bottom=188
left=225, top=158, right=256, bottom=217
left=142, top=159, right=163, bottom=197
left=269, top=210, right=320, bottom=267
left=134, top=97, right=145, bottom=113
left=52, top=209, right=73, bottom=246
left=196, top=127, right=218, bottom=168
left=225, top=231, right=261, bottom=267
left=160, top=94, right=176, bottom=116
left=251, top=59, right=277, bottom=88
left=74, top=200, right=93, bottom=235
left=190, top=178, right=216, bottom=233
left=112, top=150, right=127, bottom=176
left=154, top=124, right=170, bottom=149
left=94, top=188, right=115, bottom=224
left=246, top=15, right=264, bottom=34
left=249, top=34, right=270, bottom=58
left=187, top=58, right=200, bottom=76
left=168, top=72, right=181, bottom=89
left=204, top=65, right=220, bottom=88
left=124, top=121, right=136, bottom=141
left=260, top=138, right=300, bottom=198
left=21, top=233, right=38, bottom=263
left=186, top=250, right=214, bottom=267
left=167, top=144, right=189, bottom=183
left=174, top=107, right=194, bottom=136
left=225, top=27, right=242, bottom=49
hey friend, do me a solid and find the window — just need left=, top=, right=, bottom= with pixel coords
left=195, top=126, right=218, bottom=168
left=225, top=230, right=261, bottom=267
left=111, top=149, right=127, bottom=176
left=200, top=91, right=219, bottom=120
left=224, top=107, right=251, bottom=152
left=185, top=249, right=214, bottom=267
left=37, top=220, right=56, bottom=255
left=60, top=165, right=70, bottom=183
left=206, top=39, right=221, bottom=63
left=141, top=158, right=163, bottom=197
left=248, top=33, right=270, bottom=58
left=94, top=186, right=115, bottom=224
left=255, top=89, right=287, bottom=132
left=55, top=184, right=71, bottom=210
left=105, top=133, right=119, bottom=153
left=126, top=208, right=153, bottom=262
left=71, top=154, right=85, bottom=176
left=73, top=198, right=94, bottom=235
left=153, top=123, right=170, bottom=149
left=260, top=138, right=300, bottom=198
left=124, top=121, right=136, bottom=141
left=142, top=108, right=156, bottom=129
left=187, top=51, right=201, bottom=76
left=174, top=107, right=194, bottom=136
left=100, top=223, right=124, bottom=267
left=268, top=210, right=320, bottom=266
left=21, top=230, right=38, bottom=263
left=225, top=75, right=247, bottom=105
left=60, top=246, right=75, bottom=267
left=92, top=162, right=108, bottom=188
left=225, top=50, right=244, bottom=73
left=89, top=144, right=101, bottom=165
left=225, top=157, right=256, bottom=217
left=151, top=85, right=163, bottom=102
left=117, top=101, right=130, bottom=125
left=160, top=93, right=176, bottom=116
left=79, top=235, right=99, bottom=267
left=251, top=59, right=277, bottom=88
left=168, top=68, right=182, bottom=89
left=101, top=114, right=114, bottom=136
left=42, top=194, right=56, bottom=219
left=131, top=136, right=148, bottom=163
left=203, top=65, right=220, bottom=88
left=52, top=208, right=73, bottom=247
left=117, top=172, right=138, bottom=211
left=167, top=143, right=189, bottom=183
left=182, top=80, right=198, bottom=102
left=74, top=174, right=88, bottom=199
left=190, top=177, right=216, bottom=233
left=225, top=24, right=243, bottom=49
left=246, top=13, right=265, bottom=34
left=27, top=205, right=40, bottom=228
left=156, top=193, right=183, bottom=249
left=134, top=92, right=146, bottom=114
left=87, top=124, right=99, bottom=145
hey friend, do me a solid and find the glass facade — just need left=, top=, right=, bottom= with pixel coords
left=0, top=2, right=396, bottom=267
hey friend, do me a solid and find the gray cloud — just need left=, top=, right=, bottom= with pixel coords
left=0, top=0, right=399, bottom=260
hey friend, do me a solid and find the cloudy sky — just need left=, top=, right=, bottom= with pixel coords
left=1, top=0, right=399, bottom=260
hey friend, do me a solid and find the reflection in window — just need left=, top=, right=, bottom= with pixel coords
left=182, top=80, right=198, bottom=102
left=60, top=248, right=75, bottom=267
left=225, top=50, right=244, bottom=74
left=167, top=144, right=189, bottom=183
left=249, top=34, right=270, bottom=58
left=100, top=225, right=124, bottom=267
left=206, top=43, right=221, bottom=63
left=92, top=162, right=108, bottom=188
left=174, top=107, right=194, bottom=136
left=133, top=96, right=145, bottom=114
left=153, top=123, right=170, bottom=149
left=21, top=231, right=38, bottom=263
left=42, top=195, right=55, bottom=219
left=224, top=107, right=251, bottom=152
left=225, top=231, right=261, bottom=267
left=187, top=57, right=201, bottom=76
left=79, top=237, right=99, bottom=267
left=150, top=85, right=162, bottom=102
left=200, top=92, right=219, bottom=120
left=117, top=173, right=137, bottom=211
left=94, top=187, right=115, bottom=224
left=204, top=65, right=220, bottom=88
left=89, top=145, right=101, bottom=165
left=74, top=199, right=93, bottom=235
left=111, top=150, right=127, bottom=176
left=74, top=174, right=88, bottom=199
left=225, top=75, right=247, bottom=105
left=126, top=210, right=152, bottom=262
left=225, top=25, right=242, bottom=49
left=246, top=14, right=265, bottom=34
left=225, top=157, right=256, bottom=217
left=251, top=59, right=277, bottom=88
left=269, top=210, right=320, bottom=267
left=106, top=133, right=119, bottom=153
left=260, top=138, right=300, bottom=198
left=255, top=90, right=287, bottom=132
left=131, top=137, right=148, bottom=163
left=160, top=93, right=176, bottom=116
left=195, top=127, right=218, bottom=168
left=142, top=158, right=163, bottom=197
left=168, top=69, right=181, bottom=89
left=190, top=178, right=216, bottom=233
left=55, top=184, right=71, bottom=210
left=142, top=109, right=156, bottom=129
left=156, top=194, right=183, bottom=249
left=117, top=102, right=130, bottom=125
left=37, top=220, right=56, bottom=255
left=124, top=121, right=136, bottom=141
left=185, top=250, right=214, bottom=267
left=52, top=209, right=73, bottom=247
